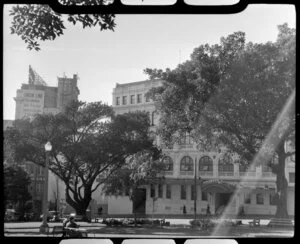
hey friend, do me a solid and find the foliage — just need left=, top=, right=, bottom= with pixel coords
left=4, top=101, right=156, bottom=216
left=145, top=31, right=245, bottom=148
left=9, top=1, right=115, bottom=51
left=102, top=146, right=164, bottom=202
left=4, top=164, right=32, bottom=216
left=145, top=24, right=295, bottom=218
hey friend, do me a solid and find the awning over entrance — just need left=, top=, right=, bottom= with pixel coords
left=202, top=180, right=236, bottom=193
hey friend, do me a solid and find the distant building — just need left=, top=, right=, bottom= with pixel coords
left=3, top=120, right=13, bottom=130
left=12, top=66, right=80, bottom=216
left=14, top=66, right=79, bottom=120
left=108, top=79, right=295, bottom=217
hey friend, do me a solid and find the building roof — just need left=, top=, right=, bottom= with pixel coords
left=115, top=79, right=163, bottom=88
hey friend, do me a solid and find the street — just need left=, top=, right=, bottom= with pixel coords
left=4, top=219, right=294, bottom=238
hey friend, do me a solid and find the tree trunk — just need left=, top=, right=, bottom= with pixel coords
left=65, top=187, right=92, bottom=221
left=275, top=142, right=289, bottom=219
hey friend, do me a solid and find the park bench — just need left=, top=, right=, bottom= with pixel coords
left=64, top=227, right=88, bottom=237
left=249, top=218, right=260, bottom=227
left=50, top=225, right=64, bottom=237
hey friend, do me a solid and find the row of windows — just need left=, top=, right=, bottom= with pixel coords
left=244, top=192, right=276, bottom=205
left=116, top=94, right=150, bottom=106
left=24, top=93, right=43, bottom=98
left=163, top=156, right=273, bottom=172
left=150, top=185, right=276, bottom=205
left=150, top=184, right=171, bottom=199
left=150, top=184, right=208, bottom=201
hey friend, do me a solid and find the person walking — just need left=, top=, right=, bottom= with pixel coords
left=183, top=205, right=187, bottom=215
left=206, top=204, right=211, bottom=217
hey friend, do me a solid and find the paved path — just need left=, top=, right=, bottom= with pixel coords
left=4, top=219, right=294, bottom=238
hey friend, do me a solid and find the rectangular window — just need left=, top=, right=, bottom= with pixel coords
left=181, top=185, right=186, bottom=200
left=289, top=172, right=295, bottom=183
left=116, top=97, right=120, bottom=105
left=130, top=95, right=135, bottom=104
left=256, top=193, right=264, bottom=205
left=137, top=94, right=142, bottom=103
left=269, top=192, right=276, bottom=205
left=191, top=185, right=196, bottom=200
left=244, top=193, right=251, bottom=204
left=201, top=192, right=208, bottom=201
left=180, top=132, right=193, bottom=145
left=122, top=96, right=127, bottom=105
left=24, top=93, right=34, bottom=97
left=158, top=184, right=163, bottom=198
left=166, top=184, right=171, bottom=199
left=150, top=184, right=155, bottom=198
left=145, top=94, right=150, bottom=102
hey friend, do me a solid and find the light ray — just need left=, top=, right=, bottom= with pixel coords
left=211, top=89, right=295, bottom=236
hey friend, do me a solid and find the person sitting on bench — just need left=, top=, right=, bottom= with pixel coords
left=62, top=216, right=79, bottom=237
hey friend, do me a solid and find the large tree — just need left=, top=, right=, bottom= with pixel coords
left=103, top=147, right=164, bottom=223
left=4, top=101, right=156, bottom=217
left=4, top=164, right=32, bottom=219
left=9, top=0, right=115, bottom=51
left=145, top=24, right=295, bottom=219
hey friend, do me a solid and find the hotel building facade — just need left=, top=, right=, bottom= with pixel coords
left=110, top=79, right=295, bottom=217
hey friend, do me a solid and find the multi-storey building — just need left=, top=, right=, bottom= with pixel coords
left=110, top=79, right=295, bottom=217
left=14, top=66, right=79, bottom=120
left=12, top=66, right=80, bottom=216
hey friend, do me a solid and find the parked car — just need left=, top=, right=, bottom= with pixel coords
left=24, top=212, right=34, bottom=221
left=40, top=211, right=61, bottom=222
left=5, top=209, right=20, bottom=222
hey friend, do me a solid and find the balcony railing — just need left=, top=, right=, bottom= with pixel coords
left=180, top=171, right=194, bottom=176
left=218, top=171, right=234, bottom=177
left=239, top=171, right=256, bottom=177
left=199, top=171, right=213, bottom=176
left=262, top=172, right=276, bottom=178
left=179, top=144, right=194, bottom=149
left=164, top=171, right=173, bottom=176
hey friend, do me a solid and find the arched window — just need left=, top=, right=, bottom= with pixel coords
left=218, top=155, right=233, bottom=172
left=163, top=156, right=173, bottom=172
left=180, top=156, right=194, bottom=171
left=151, top=111, right=155, bottom=126
left=199, top=156, right=213, bottom=171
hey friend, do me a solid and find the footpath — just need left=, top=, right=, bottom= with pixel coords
left=4, top=218, right=294, bottom=237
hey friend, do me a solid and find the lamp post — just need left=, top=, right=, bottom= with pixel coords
left=194, top=157, right=197, bottom=222
left=39, top=141, right=52, bottom=233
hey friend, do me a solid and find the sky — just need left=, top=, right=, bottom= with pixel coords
left=3, top=4, right=296, bottom=120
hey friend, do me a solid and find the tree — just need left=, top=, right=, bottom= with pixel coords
left=145, top=24, right=295, bottom=219
left=145, top=31, right=245, bottom=148
left=4, top=164, right=32, bottom=219
left=102, top=147, right=164, bottom=223
left=9, top=1, right=115, bottom=51
left=4, top=101, right=156, bottom=218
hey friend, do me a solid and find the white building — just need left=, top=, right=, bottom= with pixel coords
left=108, top=79, right=295, bottom=217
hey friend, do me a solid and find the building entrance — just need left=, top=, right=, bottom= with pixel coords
left=215, top=193, right=232, bottom=215
left=132, top=188, right=146, bottom=215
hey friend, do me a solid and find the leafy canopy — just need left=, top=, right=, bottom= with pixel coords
left=103, top=147, right=164, bottom=201
left=4, top=100, right=157, bottom=215
left=9, top=1, right=115, bottom=50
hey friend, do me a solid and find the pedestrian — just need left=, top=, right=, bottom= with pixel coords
left=98, top=206, right=103, bottom=216
left=183, top=205, right=186, bottom=215
left=206, top=204, right=211, bottom=216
